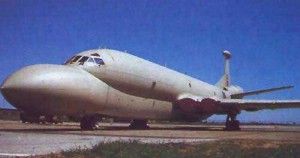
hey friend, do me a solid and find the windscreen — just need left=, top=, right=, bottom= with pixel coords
left=94, top=58, right=105, bottom=65
left=78, top=56, right=89, bottom=63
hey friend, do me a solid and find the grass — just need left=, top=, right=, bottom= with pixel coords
left=59, top=140, right=300, bottom=158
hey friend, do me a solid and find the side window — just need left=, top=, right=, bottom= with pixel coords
left=94, top=58, right=105, bottom=65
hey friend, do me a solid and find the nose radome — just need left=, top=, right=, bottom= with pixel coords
left=1, top=64, right=85, bottom=111
left=1, top=64, right=55, bottom=93
left=1, top=69, right=32, bottom=91
left=1, top=64, right=86, bottom=93
left=1, top=64, right=109, bottom=115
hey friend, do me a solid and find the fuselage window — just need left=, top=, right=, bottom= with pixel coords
left=73, top=56, right=82, bottom=62
left=94, top=58, right=105, bottom=65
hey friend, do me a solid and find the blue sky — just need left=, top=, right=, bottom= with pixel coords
left=0, top=0, right=299, bottom=123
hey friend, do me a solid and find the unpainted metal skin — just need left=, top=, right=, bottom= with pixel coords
left=1, top=49, right=300, bottom=130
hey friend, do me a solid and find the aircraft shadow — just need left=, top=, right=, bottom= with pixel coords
left=0, top=128, right=82, bottom=132
left=98, top=126, right=221, bottom=131
left=0, top=126, right=219, bottom=132
left=0, top=125, right=298, bottom=133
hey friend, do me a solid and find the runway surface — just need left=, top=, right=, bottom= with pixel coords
left=0, top=120, right=299, bottom=156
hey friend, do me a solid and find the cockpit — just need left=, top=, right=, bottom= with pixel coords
left=64, top=53, right=105, bottom=66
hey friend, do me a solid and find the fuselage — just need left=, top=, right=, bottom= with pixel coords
left=0, top=49, right=242, bottom=121
left=74, top=49, right=225, bottom=101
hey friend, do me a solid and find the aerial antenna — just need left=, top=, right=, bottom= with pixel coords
left=223, top=50, right=231, bottom=87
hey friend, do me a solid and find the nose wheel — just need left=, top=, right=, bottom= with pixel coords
left=129, top=119, right=149, bottom=129
left=80, top=115, right=100, bottom=130
left=224, top=112, right=240, bottom=131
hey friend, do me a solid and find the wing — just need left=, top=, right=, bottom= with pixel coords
left=219, top=99, right=300, bottom=112
left=176, top=95, right=300, bottom=114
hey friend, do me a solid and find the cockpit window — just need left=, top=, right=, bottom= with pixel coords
left=94, top=58, right=105, bottom=65
left=78, top=56, right=89, bottom=63
left=87, top=58, right=94, bottom=63
left=91, top=53, right=100, bottom=57
left=73, top=56, right=82, bottom=62
left=64, top=56, right=75, bottom=64
left=64, top=54, right=106, bottom=66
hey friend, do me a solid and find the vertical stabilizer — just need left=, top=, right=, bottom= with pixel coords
left=215, top=50, right=231, bottom=88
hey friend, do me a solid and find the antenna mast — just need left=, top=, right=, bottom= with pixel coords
left=223, top=50, right=231, bottom=87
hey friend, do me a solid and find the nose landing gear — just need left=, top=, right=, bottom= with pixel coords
left=129, top=119, right=149, bottom=129
left=80, top=115, right=101, bottom=130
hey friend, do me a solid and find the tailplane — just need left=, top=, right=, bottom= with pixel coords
left=216, top=50, right=231, bottom=88
left=231, top=85, right=293, bottom=99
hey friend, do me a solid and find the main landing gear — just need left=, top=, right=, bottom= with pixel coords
left=224, top=112, right=240, bottom=131
left=80, top=115, right=101, bottom=130
left=129, top=119, right=149, bottom=129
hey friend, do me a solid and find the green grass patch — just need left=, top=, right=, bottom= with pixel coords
left=61, top=140, right=300, bottom=158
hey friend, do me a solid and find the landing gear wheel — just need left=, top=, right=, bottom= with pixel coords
left=80, top=115, right=99, bottom=130
left=45, top=116, right=54, bottom=124
left=129, top=119, right=149, bottom=129
left=20, top=113, right=28, bottom=123
left=224, top=113, right=241, bottom=131
left=20, top=113, right=40, bottom=124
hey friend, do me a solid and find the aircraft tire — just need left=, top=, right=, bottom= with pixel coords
left=80, top=115, right=98, bottom=130
left=224, top=120, right=241, bottom=131
left=129, top=119, right=149, bottom=129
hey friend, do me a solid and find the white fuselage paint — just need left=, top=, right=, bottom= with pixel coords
left=66, top=49, right=227, bottom=120
left=1, top=49, right=235, bottom=121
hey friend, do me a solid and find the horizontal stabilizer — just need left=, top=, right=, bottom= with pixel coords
left=231, top=86, right=294, bottom=99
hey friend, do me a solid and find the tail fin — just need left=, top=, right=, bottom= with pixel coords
left=215, top=50, right=231, bottom=88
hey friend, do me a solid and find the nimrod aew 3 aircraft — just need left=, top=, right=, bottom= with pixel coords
left=1, top=49, right=300, bottom=130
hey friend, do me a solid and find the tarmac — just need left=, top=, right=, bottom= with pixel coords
left=0, top=120, right=299, bottom=156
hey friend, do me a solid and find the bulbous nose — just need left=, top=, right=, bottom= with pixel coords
left=1, top=66, right=46, bottom=93
left=1, top=64, right=108, bottom=115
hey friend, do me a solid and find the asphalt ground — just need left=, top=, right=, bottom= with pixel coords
left=0, top=120, right=299, bottom=156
